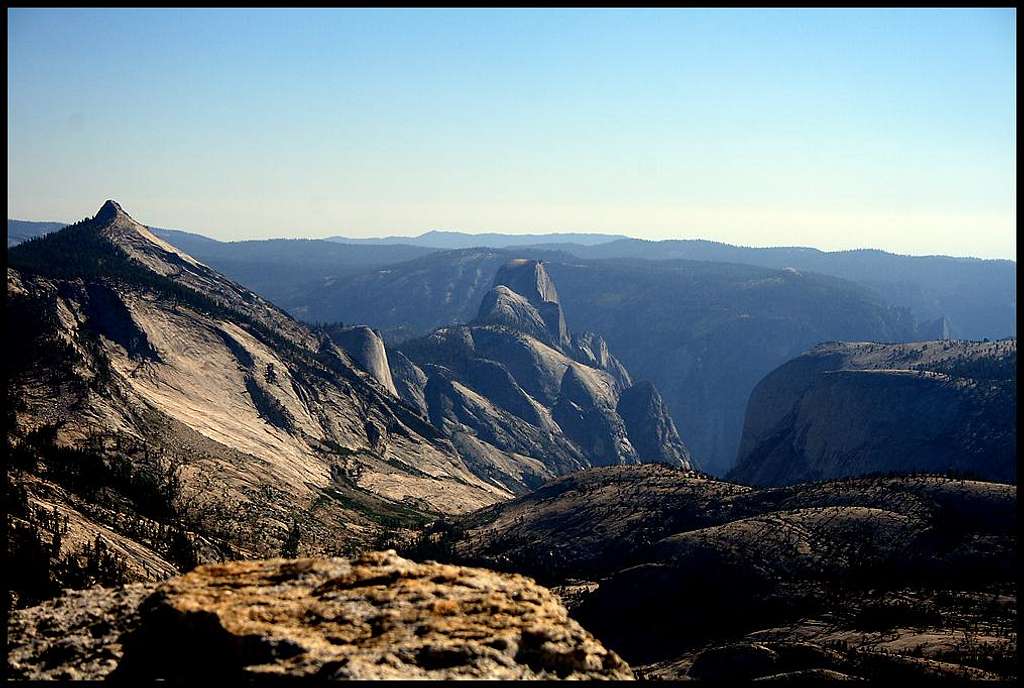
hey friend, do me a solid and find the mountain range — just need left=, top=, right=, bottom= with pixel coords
left=325, top=229, right=630, bottom=248
left=6, top=202, right=694, bottom=600
left=11, top=217, right=1014, bottom=474
left=10, top=220, right=1014, bottom=342
left=282, top=249, right=926, bottom=474
left=6, top=203, right=1016, bottom=681
left=7, top=202, right=510, bottom=607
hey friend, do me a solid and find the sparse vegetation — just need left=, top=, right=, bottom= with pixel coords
left=244, top=373, right=295, bottom=430
left=4, top=425, right=229, bottom=606
left=279, top=521, right=302, bottom=558
left=4, top=204, right=1015, bottom=681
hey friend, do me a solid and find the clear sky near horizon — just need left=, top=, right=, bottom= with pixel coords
left=7, top=8, right=1017, bottom=258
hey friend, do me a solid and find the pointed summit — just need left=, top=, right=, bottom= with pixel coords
left=85, top=199, right=214, bottom=275
left=9, top=198, right=317, bottom=351
left=95, top=199, right=131, bottom=224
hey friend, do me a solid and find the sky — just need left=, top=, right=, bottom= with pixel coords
left=7, top=8, right=1017, bottom=258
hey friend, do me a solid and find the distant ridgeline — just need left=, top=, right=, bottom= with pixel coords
left=10, top=219, right=1014, bottom=342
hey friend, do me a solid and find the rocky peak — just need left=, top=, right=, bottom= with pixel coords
left=8, top=201, right=509, bottom=548
left=94, top=199, right=130, bottom=224
left=57, top=201, right=316, bottom=348
left=398, top=256, right=697, bottom=481
left=494, top=258, right=561, bottom=306
left=475, top=285, right=554, bottom=344
left=89, top=200, right=197, bottom=262
left=491, top=259, right=569, bottom=346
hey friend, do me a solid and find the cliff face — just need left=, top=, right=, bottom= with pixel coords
left=616, top=382, right=692, bottom=468
left=475, top=285, right=555, bottom=345
left=322, top=324, right=399, bottom=396
left=393, top=260, right=695, bottom=492
left=491, top=258, right=570, bottom=347
left=729, top=340, right=1017, bottom=486
left=284, top=249, right=922, bottom=475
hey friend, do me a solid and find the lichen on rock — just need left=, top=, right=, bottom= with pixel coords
left=109, top=551, right=632, bottom=680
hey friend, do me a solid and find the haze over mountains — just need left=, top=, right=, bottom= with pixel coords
left=7, top=202, right=511, bottom=603
left=326, top=229, right=631, bottom=249
left=9, top=216, right=1016, bottom=475
left=10, top=219, right=1015, bottom=339
left=6, top=202, right=691, bottom=594
left=6, top=202, right=1017, bottom=681
left=8, top=219, right=439, bottom=308
left=7, top=220, right=66, bottom=246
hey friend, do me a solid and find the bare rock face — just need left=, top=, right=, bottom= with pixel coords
left=476, top=285, right=555, bottom=345
left=323, top=324, right=399, bottom=396
left=617, top=381, right=693, bottom=468
left=731, top=340, right=1017, bottom=486
left=552, top=365, right=638, bottom=467
left=107, top=552, right=631, bottom=680
left=6, top=583, right=158, bottom=680
left=425, top=367, right=580, bottom=457
left=399, top=259, right=694, bottom=486
left=6, top=206, right=506, bottom=522
left=6, top=201, right=510, bottom=606
left=494, top=258, right=562, bottom=307
left=389, top=350, right=430, bottom=416
left=492, top=259, right=569, bottom=347
left=570, top=332, right=633, bottom=390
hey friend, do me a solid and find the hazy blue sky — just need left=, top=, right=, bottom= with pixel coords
left=8, top=8, right=1016, bottom=257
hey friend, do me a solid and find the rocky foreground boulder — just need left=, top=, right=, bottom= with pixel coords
left=7, top=551, right=632, bottom=680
